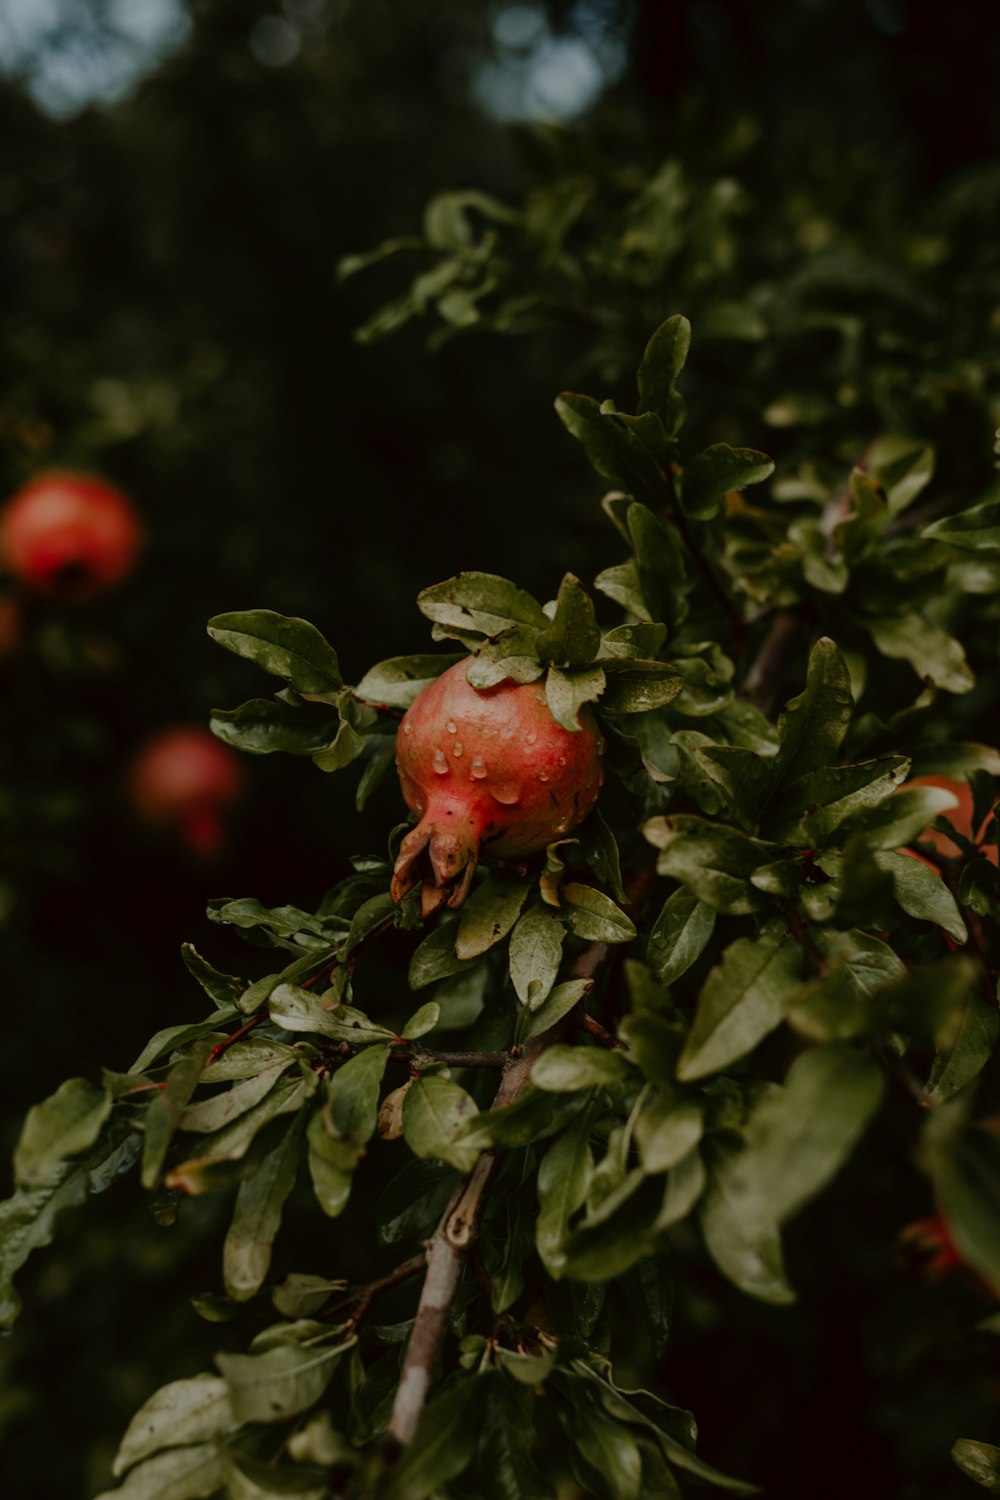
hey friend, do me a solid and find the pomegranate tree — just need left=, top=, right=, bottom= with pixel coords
left=391, top=660, right=606, bottom=914
left=0, top=471, right=142, bottom=598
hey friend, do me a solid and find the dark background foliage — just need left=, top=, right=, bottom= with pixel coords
left=1, top=2, right=998, bottom=1496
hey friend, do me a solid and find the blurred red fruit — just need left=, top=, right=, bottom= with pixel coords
left=0, top=597, right=20, bottom=655
left=0, top=471, right=143, bottom=598
left=130, top=728, right=245, bottom=856
left=905, top=773, right=998, bottom=867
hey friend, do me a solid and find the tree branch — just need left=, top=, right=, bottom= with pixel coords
left=385, top=933, right=613, bottom=1448
left=741, top=608, right=802, bottom=715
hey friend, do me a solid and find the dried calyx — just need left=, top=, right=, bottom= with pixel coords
left=391, top=660, right=605, bottom=915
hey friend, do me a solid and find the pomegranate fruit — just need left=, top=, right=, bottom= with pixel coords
left=904, top=773, right=998, bottom=868
left=129, top=728, right=245, bottom=856
left=391, top=660, right=605, bottom=915
left=0, top=471, right=142, bottom=598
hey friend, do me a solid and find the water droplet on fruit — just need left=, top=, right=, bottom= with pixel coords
left=446, top=720, right=457, bottom=734
left=501, top=726, right=514, bottom=740
left=492, top=782, right=522, bottom=805
left=537, top=770, right=550, bottom=782
left=525, top=730, right=538, bottom=745
left=558, top=755, right=567, bottom=766
left=452, top=741, right=463, bottom=757
left=470, top=756, right=488, bottom=779
left=433, top=749, right=448, bottom=774
left=403, top=720, right=413, bottom=734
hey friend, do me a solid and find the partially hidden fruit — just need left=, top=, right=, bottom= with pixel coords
left=391, top=660, right=605, bottom=915
left=903, top=774, right=998, bottom=868
left=130, top=728, right=245, bottom=856
left=0, top=471, right=143, bottom=598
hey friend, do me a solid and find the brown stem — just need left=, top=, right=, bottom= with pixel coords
left=570, top=1011, right=625, bottom=1050
left=327, top=1253, right=427, bottom=1328
left=405, top=1047, right=512, bottom=1070
left=385, top=934, right=613, bottom=1448
left=741, top=608, right=802, bottom=716
left=205, top=1010, right=269, bottom=1065
left=669, top=501, right=745, bottom=632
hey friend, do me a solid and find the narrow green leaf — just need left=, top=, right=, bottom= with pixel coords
left=509, top=904, right=565, bottom=1008
left=647, top=888, right=716, bottom=986
left=142, top=1040, right=214, bottom=1189
left=537, top=1105, right=595, bottom=1277
left=217, top=1339, right=353, bottom=1424
left=561, top=883, right=637, bottom=943
left=417, top=573, right=547, bottom=640
left=532, top=1046, right=629, bottom=1092
left=636, top=314, right=691, bottom=430
left=383, top=1374, right=488, bottom=1500
left=677, top=931, right=802, bottom=1081
left=536, top=574, right=601, bottom=666
left=355, top=654, right=461, bottom=708
left=455, top=876, right=531, bottom=960
left=223, top=1113, right=305, bottom=1301
left=545, top=663, right=606, bottom=731
left=679, top=444, right=773, bottom=521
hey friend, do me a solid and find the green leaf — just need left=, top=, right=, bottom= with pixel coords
left=181, top=945, right=245, bottom=1009
left=647, top=888, right=717, bottom=986
left=143, top=1039, right=214, bottom=1188
left=408, top=917, right=474, bottom=989
left=130, top=1009, right=240, bottom=1074
left=867, top=612, right=973, bottom=695
left=354, top=654, right=462, bottom=708
left=479, top=1374, right=558, bottom=1500
left=167, top=1077, right=309, bottom=1194
left=509, top=904, right=565, bottom=1008
left=926, top=973, right=1000, bottom=1104
left=532, top=1046, right=629, bottom=1092
left=924, top=497, right=1000, bottom=553
left=112, top=1375, right=237, bottom=1478
left=600, top=622, right=667, bottom=659
left=733, top=1045, right=884, bottom=1225
left=330, top=1044, right=391, bottom=1140
left=207, top=610, right=342, bottom=696
left=455, top=876, right=531, bottom=960
left=599, top=660, right=683, bottom=714
left=870, top=434, right=934, bottom=516
left=459, top=1088, right=585, bottom=1151
left=635, top=1099, right=704, bottom=1174
left=952, top=1439, right=1000, bottom=1494
left=536, top=573, right=602, bottom=665
left=537, top=1105, right=596, bottom=1277
left=268, top=984, right=395, bottom=1045
left=555, top=392, right=667, bottom=504
left=0, top=1122, right=141, bottom=1329
left=627, top=503, right=686, bottom=628
left=218, top=1446, right=328, bottom=1499
left=223, top=1112, right=305, bottom=1301
left=311, top=716, right=366, bottom=773
left=859, top=783, right=963, bottom=850
left=561, top=883, right=637, bottom=943
left=417, top=573, right=547, bottom=641
left=690, top=745, right=772, bottom=831
left=402, top=1002, right=441, bottom=1040
left=873, top=851, right=968, bottom=941
left=617, top=1012, right=683, bottom=1086
left=925, top=1110, right=1000, bottom=1294
left=786, top=930, right=905, bottom=1043
left=403, top=1075, right=481, bottom=1172
left=771, top=756, right=911, bottom=844
left=770, top=637, right=853, bottom=788
left=383, top=1374, right=489, bottom=1500
left=677, top=930, right=802, bottom=1081
left=679, top=444, right=774, bottom=522
left=545, top=663, right=606, bottom=731
left=179, top=1060, right=291, bottom=1133
left=467, top=627, right=545, bottom=688
left=94, top=1442, right=223, bottom=1500
left=306, top=1108, right=354, bottom=1220
left=210, top=698, right=339, bottom=756
left=216, top=1339, right=353, bottom=1424
left=516, top=979, right=591, bottom=1044
left=14, top=1078, right=112, bottom=1190
left=646, top=817, right=776, bottom=915
left=636, top=313, right=691, bottom=434
left=699, top=1139, right=796, bottom=1305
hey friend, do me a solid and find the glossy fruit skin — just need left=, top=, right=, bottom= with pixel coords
left=391, top=660, right=605, bottom=915
left=906, top=773, right=998, bottom=867
left=0, top=471, right=142, bottom=597
left=130, top=728, right=245, bottom=856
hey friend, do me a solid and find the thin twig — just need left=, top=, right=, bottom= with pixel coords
left=326, top=1253, right=427, bottom=1328
left=741, top=608, right=802, bottom=715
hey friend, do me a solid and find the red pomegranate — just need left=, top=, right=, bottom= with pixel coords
left=0, top=471, right=142, bottom=598
left=391, top=660, right=605, bottom=915
left=903, top=773, right=998, bottom=868
left=130, top=728, right=245, bottom=856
